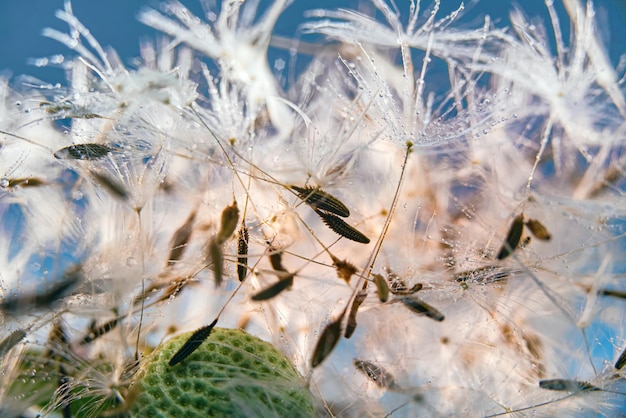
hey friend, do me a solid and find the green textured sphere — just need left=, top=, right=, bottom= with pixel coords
left=129, top=328, right=315, bottom=418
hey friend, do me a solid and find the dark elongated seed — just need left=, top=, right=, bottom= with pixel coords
left=169, top=318, right=218, bottom=366
left=208, top=239, right=223, bottom=287
left=345, top=291, right=367, bottom=338
left=312, top=316, right=343, bottom=368
left=615, top=346, right=626, bottom=370
left=538, top=378, right=598, bottom=392
left=251, top=276, right=294, bottom=301
left=373, top=274, right=389, bottom=302
left=315, top=210, right=370, bottom=244
left=237, top=224, right=248, bottom=282
left=455, top=266, right=510, bottom=284
left=268, top=250, right=286, bottom=272
left=353, top=358, right=397, bottom=389
left=290, top=185, right=350, bottom=217
left=0, top=272, right=81, bottom=314
left=0, top=329, right=26, bottom=359
left=496, top=214, right=524, bottom=260
left=388, top=275, right=422, bottom=295
left=80, top=317, right=120, bottom=345
left=168, top=211, right=196, bottom=266
left=600, top=289, right=626, bottom=299
left=525, top=218, right=551, bottom=240
left=54, top=143, right=112, bottom=160
left=217, top=202, right=239, bottom=244
left=398, top=297, right=445, bottom=322
left=92, top=173, right=128, bottom=200
left=4, top=178, right=46, bottom=189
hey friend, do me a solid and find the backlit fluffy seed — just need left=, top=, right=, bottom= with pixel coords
left=131, top=328, right=314, bottom=417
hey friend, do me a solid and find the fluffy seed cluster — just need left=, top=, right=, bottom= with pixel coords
left=0, top=0, right=625, bottom=417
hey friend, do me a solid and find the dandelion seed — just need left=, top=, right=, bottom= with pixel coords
left=168, top=318, right=218, bottom=366
left=397, top=297, right=445, bottom=322
left=345, top=291, right=367, bottom=338
left=353, top=358, right=397, bottom=390
left=53, top=143, right=112, bottom=160
left=315, top=210, right=370, bottom=244
left=454, top=266, right=510, bottom=284
left=251, top=276, right=294, bottom=301
left=312, top=315, right=343, bottom=368
left=208, top=239, right=224, bottom=287
left=167, top=210, right=197, bottom=266
left=237, top=223, right=248, bottom=282
left=525, top=218, right=551, bottom=241
left=0, top=271, right=81, bottom=314
left=2, top=177, right=46, bottom=189
left=269, top=251, right=285, bottom=272
left=388, top=274, right=422, bottom=295
left=496, top=214, right=524, bottom=260
left=290, top=185, right=350, bottom=217
left=91, top=172, right=128, bottom=201
left=538, top=378, right=598, bottom=392
left=39, top=100, right=72, bottom=114
left=0, top=329, right=26, bottom=359
left=39, top=100, right=102, bottom=119
left=216, top=201, right=239, bottom=244
left=79, top=317, right=120, bottom=345
left=373, top=274, right=390, bottom=302
left=600, top=289, right=626, bottom=300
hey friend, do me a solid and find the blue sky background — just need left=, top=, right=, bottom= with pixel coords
left=0, top=0, right=624, bottom=85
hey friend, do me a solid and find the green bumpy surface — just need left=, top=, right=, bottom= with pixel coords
left=130, top=328, right=315, bottom=418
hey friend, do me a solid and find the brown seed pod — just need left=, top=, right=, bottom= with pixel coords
left=3, top=178, right=46, bottom=189
left=525, top=218, right=551, bottom=240
left=373, top=274, right=390, bottom=302
left=208, top=239, right=223, bottom=287
left=398, top=297, right=445, bottom=322
left=217, top=202, right=239, bottom=244
left=168, top=211, right=197, bottom=266
left=345, top=291, right=367, bottom=338
left=496, top=214, right=524, bottom=260
left=311, top=316, right=343, bottom=368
